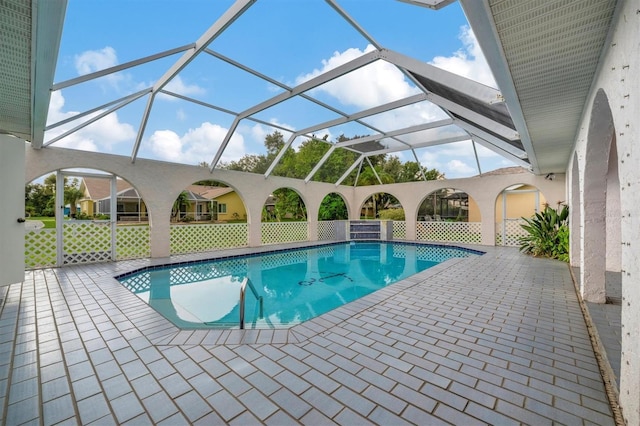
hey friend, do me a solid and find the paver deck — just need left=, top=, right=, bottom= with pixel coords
left=0, top=245, right=616, bottom=425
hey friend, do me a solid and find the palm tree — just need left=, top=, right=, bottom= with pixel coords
left=172, top=191, right=190, bottom=222
left=64, top=187, right=83, bottom=218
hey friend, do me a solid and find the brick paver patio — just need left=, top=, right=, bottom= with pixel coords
left=0, top=245, right=616, bottom=425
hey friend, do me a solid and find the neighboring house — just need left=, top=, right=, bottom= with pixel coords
left=175, top=190, right=210, bottom=222
left=79, top=177, right=148, bottom=221
left=186, top=185, right=247, bottom=222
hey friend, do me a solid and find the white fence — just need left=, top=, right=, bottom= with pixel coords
left=416, top=221, right=482, bottom=244
left=496, top=219, right=528, bottom=247
left=25, top=219, right=497, bottom=269
left=261, top=222, right=308, bottom=245
left=170, top=223, right=248, bottom=254
left=317, top=221, right=336, bottom=240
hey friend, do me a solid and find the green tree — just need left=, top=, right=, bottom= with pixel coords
left=25, top=183, right=53, bottom=216
left=223, top=154, right=271, bottom=174
left=318, top=193, right=348, bottom=220
left=272, top=188, right=307, bottom=221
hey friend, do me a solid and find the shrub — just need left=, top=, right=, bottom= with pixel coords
left=518, top=203, right=569, bottom=262
left=378, top=208, right=405, bottom=221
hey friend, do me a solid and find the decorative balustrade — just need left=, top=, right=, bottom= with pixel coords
left=170, top=223, right=249, bottom=254
left=25, top=219, right=492, bottom=269
left=416, top=221, right=482, bottom=244
left=261, top=221, right=308, bottom=245
left=495, top=219, right=528, bottom=246
left=392, top=221, right=407, bottom=239
left=317, top=221, right=336, bottom=241
left=25, top=228, right=57, bottom=269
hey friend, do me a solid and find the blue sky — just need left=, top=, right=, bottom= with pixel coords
left=47, top=0, right=517, bottom=179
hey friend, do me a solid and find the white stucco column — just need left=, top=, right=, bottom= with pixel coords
left=0, top=136, right=27, bottom=286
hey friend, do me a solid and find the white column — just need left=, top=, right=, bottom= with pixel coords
left=0, top=137, right=26, bottom=285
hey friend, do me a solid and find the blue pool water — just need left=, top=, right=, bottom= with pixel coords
left=116, top=241, right=481, bottom=329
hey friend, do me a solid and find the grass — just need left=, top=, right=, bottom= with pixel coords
left=26, top=216, right=56, bottom=229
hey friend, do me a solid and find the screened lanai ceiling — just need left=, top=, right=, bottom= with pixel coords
left=0, top=0, right=619, bottom=180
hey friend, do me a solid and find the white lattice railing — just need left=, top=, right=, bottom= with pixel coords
left=262, top=222, right=308, bottom=245
left=25, top=228, right=57, bottom=269
left=496, top=219, right=528, bottom=246
left=392, top=221, right=406, bottom=239
left=63, top=221, right=112, bottom=264
left=170, top=223, right=249, bottom=254
left=416, top=221, right=482, bottom=244
left=117, top=225, right=150, bottom=259
left=317, top=221, right=336, bottom=240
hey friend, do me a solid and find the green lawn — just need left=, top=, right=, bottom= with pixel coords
left=26, top=216, right=56, bottom=229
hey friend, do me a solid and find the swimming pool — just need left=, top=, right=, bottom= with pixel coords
left=116, top=241, right=482, bottom=329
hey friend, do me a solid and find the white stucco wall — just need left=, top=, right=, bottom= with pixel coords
left=567, top=0, right=639, bottom=422
left=25, top=145, right=564, bottom=256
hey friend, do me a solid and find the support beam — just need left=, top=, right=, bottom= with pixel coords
left=366, top=157, right=383, bottom=185
left=237, top=49, right=381, bottom=120
left=130, top=0, right=255, bottom=162
left=264, top=134, right=301, bottom=178
left=361, top=135, right=471, bottom=156
left=459, top=0, right=539, bottom=173
left=326, top=0, right=381, bottom=49
left=305, top=145, right=336, bottom=183
left=333, top=119, right=454, bottom=149
left=210, top=117, right=240, bottom=170
left=51, top=44, right=195, bottom=91
left=45, top=88, right=151, bottom=132
left=472, top=136, right=530, bottom=169
left=454, top=119, right=524, bottom=158
left=44, top=90, right=150, bottom=147
left=336, top=155, right=364, bottom=186
left=31, top=0, right=68, bottom=148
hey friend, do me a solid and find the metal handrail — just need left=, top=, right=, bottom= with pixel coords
left=239, top=277, right=264, bottom=330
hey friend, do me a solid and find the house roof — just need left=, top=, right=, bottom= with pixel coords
left=186, top=185, right=235, bottom=200
left=183, top=190, right=209, bottom=202
left=476, top=166, right=529, bottom=177
left=81, top=177, right=134, bottom=201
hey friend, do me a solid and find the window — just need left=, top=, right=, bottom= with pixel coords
left=218, top=203, right=227, bottom=213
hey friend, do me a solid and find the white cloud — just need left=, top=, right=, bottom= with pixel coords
left=446, top=159, right=475, bottom=176
left=148, top=122, right=246, bottom=165
left=44, top=91, right=136, bottom=152
left=75, top=46, right=118, bottom=75
left=430, top=26, right=496, bottom=88
left=159, top=75, right=206, bottom=100
left=297, top=45, right=420, bottom=110
left=74, top=46, right=125, bottom=89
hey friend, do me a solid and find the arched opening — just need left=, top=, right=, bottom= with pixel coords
left=169, top=180, right=249, bottom=254
left=261, top=187, right=308, bottom=244
left=360, top=192, right=401, bottom=220
left=318, top=192, right=349, bottom=241
left=494, top=183, right=546, bottom=246
left=24, top=169, right=151, bottom=267
left=318, top=193, right=348, bottom=221
left=417, top=188, right=481, bottom=244
left=582, top=89, right=618, bottom=303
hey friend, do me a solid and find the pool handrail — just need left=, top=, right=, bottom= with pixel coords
left=239, top=277, right=264, bottom=330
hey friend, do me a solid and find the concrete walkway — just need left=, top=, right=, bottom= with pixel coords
left=0, top=245, right=615, bottom=425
